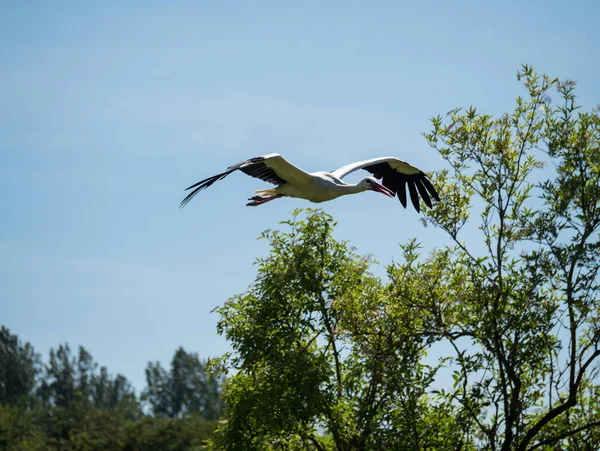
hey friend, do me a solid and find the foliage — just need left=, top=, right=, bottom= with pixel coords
left=123, top=414, right=218, bottom=451
left=211, top=209, right=466, bottom=450
left=36, top=343, right=140, bottom=418
left=0, top=403, right=218, bottom=450
left=0, top=404, right=45, bottom=450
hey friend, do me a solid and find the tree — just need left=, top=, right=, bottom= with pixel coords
left=142, top=347, right=221, bottom=420
left=36, top=343, right=138, bottom=415
left=210, top=209, right=465, bottom=450
left=37, top=344, right=77, bottom=408
left=170, top=347, right=220, bottom=420
left=0, top=326, right=40, bottom=408
left=91, top=367, right=139, bottom=418
left=415, top=64, right=600, bottom=450
left=143, top=361, right=171, bottom=418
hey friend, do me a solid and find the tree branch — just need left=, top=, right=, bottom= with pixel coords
left=304, top=433, right=328, bottom=451
left=319, top=292, right=343, bottom=398
left=526, top=420, right=600, bottom=451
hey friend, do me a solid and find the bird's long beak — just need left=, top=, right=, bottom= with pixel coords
left=371, top=182, right=395, bottom=197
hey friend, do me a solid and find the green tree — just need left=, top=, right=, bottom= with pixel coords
left=210, top=209, right=464, bottom=450
left=170, top=347, right=220, bottom=420
left=37, top=344, right=139, bottom=415
left=91, top=367, right=139, bottom=416
left=142, top=347, right=221, bottom=420
left=0, top=326, right=40, bottom=408
left=414, top=64, right=600, bottom=450
left=143, top=361, right=171, bottom=418
left=37, top=344, right=77, bottom=408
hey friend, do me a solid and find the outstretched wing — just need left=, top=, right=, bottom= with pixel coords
left=331, top=157, right=439, bottom=212
left=180, top=153, right=311, bottom=208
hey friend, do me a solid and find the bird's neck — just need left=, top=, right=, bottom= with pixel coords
left=340, top=182, right=367, bottom=195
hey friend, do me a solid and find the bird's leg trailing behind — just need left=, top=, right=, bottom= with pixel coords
left=246, top=194, right=284, bottom=207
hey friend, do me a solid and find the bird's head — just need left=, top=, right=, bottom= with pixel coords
left=360, top=177, right=395, bottom=197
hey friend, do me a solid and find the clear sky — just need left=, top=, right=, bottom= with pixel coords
left=2, top=1, right=599, bottom=393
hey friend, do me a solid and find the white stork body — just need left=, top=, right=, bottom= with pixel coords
left=265, top=172, right=363, bottom=203
left=180, top=153, right=439, bottom=212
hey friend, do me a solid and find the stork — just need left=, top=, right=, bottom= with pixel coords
left=180, top=154, right=439, bottom=212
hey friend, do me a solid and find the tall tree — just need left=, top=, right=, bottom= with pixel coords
left=37, top=344, right=76, bottom=408
left=142, top=347, right=220, bottom=420
left=0, top=326, right=40, bottom=408
left=210, top=209, right=463, bottom=450
left=142, top=361, right=171, bottom=418
left=170, top=347, right=220, bottom=420
left=91, top=367, right=139, bottom=417
left=76, top=346, right=96, bottom=403
left=416, top=64, right=600, bottom=450
left=37, top=344, right=138, bottom=415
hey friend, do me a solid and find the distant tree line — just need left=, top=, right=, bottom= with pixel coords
left=0, top=325, right=220, bottom=450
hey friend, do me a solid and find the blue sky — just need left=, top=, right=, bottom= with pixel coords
left=1, top=1, right=599, bottom=392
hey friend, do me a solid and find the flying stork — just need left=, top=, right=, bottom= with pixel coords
left=180, top=154, right=439, bottom=212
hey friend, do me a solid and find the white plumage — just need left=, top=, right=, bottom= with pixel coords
left=180, top=153, right=439, bottom=212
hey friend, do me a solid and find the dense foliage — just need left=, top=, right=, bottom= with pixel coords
left=210, top=66, right=600, bottom=450
left=0, top=326, right=220, bottom=450
left=211, top=209, right=462, bottom=450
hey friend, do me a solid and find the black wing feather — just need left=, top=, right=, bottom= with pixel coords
left=382, top=173, right=397, bottom=193
left=419, top=176, right=440, bottom=202
left=397, top=174, right=408, bottom=209
left=180, top=156, right=288, bottom=209
left=362, top=161, right=439, bottom=212
left=414, top=178, right=432, bottom=208
left=180, top=170, right=234, bottom=209
left=406, top=179, right=420, bottom=213
left=241, top=161, right=287, bottom=186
